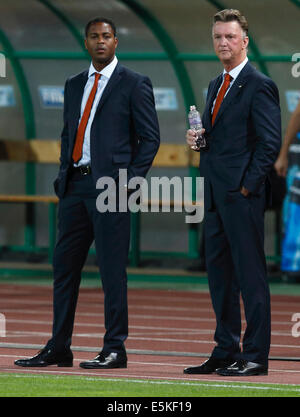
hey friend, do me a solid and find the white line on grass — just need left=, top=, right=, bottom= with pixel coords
left=1, top=371, right=300, bottom=394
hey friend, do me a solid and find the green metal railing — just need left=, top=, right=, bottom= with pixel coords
left=290, top=0, right=300, bottom=8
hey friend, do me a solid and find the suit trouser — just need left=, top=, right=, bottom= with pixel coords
left=204, top=189, right=271, bottom=366
left=47, top=171, right=130, bottom=354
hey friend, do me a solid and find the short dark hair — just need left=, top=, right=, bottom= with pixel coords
left=85, top=17, right=117, bottom=38
left=213, top=9, right=248, bottom=36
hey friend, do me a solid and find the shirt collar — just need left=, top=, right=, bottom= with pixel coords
left=88, top=55, right=118, bottom=80
left=223, top=56, right=248, bottom=81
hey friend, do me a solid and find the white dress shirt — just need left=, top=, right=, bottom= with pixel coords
left=212, top=56, right=248, bottom=113
left=74, top=55, right=118, bottom=166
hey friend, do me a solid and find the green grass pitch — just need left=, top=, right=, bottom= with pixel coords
left=0, top=373, right=300, bottom=397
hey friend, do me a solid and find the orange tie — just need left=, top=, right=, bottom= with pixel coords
left=211, top=73, right=232, bottom=126
left=72, top=73, right=101, bottom=163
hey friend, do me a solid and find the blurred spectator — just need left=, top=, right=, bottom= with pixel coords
left=274, top=100, right=300, bottom=177
left=275, top=99, right=300, bottom=281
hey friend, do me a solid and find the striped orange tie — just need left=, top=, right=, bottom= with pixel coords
left=211, top=73, right=232, bottom=126
left=72, top=73, right=101, bottom=163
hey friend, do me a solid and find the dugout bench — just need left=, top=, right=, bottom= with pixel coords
left=0, top=138, right=202, bottom=268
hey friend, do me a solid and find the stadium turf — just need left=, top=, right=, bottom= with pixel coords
left=0, top=373, right=300, bottom=397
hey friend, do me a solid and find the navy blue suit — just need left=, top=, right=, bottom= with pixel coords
left=55, top=63, right=160, bottom=198
left=50, top=62, right=160, bottom=355
left=200, top=62, right=281, bottom=366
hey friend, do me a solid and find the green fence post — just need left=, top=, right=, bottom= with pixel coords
left=119, top=0, right=199, bottom=261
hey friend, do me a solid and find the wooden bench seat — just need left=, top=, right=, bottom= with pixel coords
left=0, top=138, right=201, bottom=266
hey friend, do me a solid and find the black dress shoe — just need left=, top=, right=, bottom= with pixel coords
left=79, top=352, right=127, bottom=369
left=184, top=357, right=234, bottom=374
left=216, top=360, right=268, bottom=376
left=14, top=347, right=73, bottom=367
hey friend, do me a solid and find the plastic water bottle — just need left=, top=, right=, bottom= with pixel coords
left=188, top=105, right=206, bottom=149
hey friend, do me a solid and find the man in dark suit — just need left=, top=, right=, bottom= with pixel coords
left=15, top=17, right=160, bottom=369
left=184, top=9, right=281, bottom=376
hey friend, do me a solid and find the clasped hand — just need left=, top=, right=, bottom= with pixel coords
left=186, top=128, right=206, bottom=151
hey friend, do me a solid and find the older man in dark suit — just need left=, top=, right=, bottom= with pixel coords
left=15, top=17, right=160, bottom=370
left=185, top=9, right=281, bottom=376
